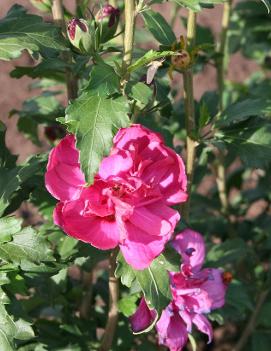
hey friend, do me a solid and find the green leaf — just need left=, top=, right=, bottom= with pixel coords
left=128, top=50, right=175, bottom=73
left=129, top=82, right=153, bottom=109
left=134, top=255, right=172, bottom=314
left=216, top=99, right=271, bottom=128
left=215, top=118, right=271, bottom=168
left=0, top=222, right=54, bottom=266
left=115, top=253, right=136, bottom=288
left=171, top=0, right=225, bottom=11
left=142, top=10, right=176, bottom=45
left=0, top=5, right=66, bottom=61
left=65, top=94, right=130, bottom=183
left=11, top=91, right=64, bottom=145
left=118, top=295, right=138, bottom=317
left=10, top=58, right=68, bottom=81
left=261, top=0, right=271, bottom=13
left=0, top=153, right=47, bottom=216
left=0, top=217, right=22, bottom=243
left=87, top=62, right=120, bottom=96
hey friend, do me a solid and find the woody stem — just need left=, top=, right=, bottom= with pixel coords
left=215, top=0, right=232, bottom=216
left=182, top=10, right=197, bottom=222
left=51, top=0, right=78, bottom=100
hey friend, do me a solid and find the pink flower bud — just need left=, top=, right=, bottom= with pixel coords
left=67, top=18, right=93, bottom=54
left=96, top=5, right=120, bottom=43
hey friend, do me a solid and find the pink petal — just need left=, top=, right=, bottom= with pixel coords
left=99, top=149, right=133, bottom=180
left=200, top=268, right=226, bottom=310
left=53, top=198, right=119, bottom=250
left=192, top=314, right=213, bottom=343
left=119, top=222, right=171, bottom=270
left=172, top=229, right=205, bottom=272
left=156, top=303, right=188, bottom=351
left=129, top=298, right=157, bottom=333
left=45, top=135, right=85, bottom=201
left=129, top=203, right=180, bottom=237
left=113, top=124, right=163, bottom=151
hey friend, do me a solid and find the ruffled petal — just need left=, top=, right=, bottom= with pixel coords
left=54, top=198, right=119, bottom=250
left=113, top=124, right=163, bottom=151
left=119, top=222, right=170, bottom=270
left=99, top=149, right=133, bottom=180
left=156, top=304, right=188, bottom=351
left=192, top=314, right=213, bottom=343
left=172, top=229, right=205, bottom=272
left=45, top=135, right=85, bottom=201
left=129, top=203, right=180, bottom=237
left=129, top=298, right=157, bottom=333
left=200, top=268, right=226, bottom=310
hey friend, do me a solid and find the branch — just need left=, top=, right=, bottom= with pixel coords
left=215, top=0, right=232, bottom=216
left=99, top=249, right=119, bottom=351
left=182, top=10, right=197, bottom=222
left=51, top=0, right=78, bottom=100
left=122, top=0, right=136, bottom=76
left=233, top=290, right=269, bottom=351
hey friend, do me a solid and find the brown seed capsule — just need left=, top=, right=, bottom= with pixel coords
left=171, top=50, right=191, bottom=69
left=222, top=271, right=233, bottom=284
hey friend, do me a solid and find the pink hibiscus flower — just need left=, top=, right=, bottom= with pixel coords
left=130, top=229, right=229, bottom=350
left=45, top=124, right=187, bottom=269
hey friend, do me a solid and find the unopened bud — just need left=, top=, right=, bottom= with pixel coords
left=30, top=0, right=52, bottom=12
left=96, top=4, right=120, bottom=43
left=67, top=18, right=94, bottom=54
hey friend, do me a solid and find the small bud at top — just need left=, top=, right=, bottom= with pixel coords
left=67, top=18, right=94, bottom=54
left=97, top=4, right=120, bottom=27
left=67, top=18, right=88, bottom=41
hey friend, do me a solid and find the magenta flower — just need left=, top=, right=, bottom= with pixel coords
left=129, top=298, right=157, bottom=333
left=45, top=124, right=187, bottom=269
left=130, top=229, right=228, bottom=350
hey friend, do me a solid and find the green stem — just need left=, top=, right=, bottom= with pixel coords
left=215, top=0, right=232, bottom=216
left=122, top=0, right=136, bottom=77
left=99, top=249, right=119, bottom=351
left=51, top=0, right=78, bottom=100
left=182, top=11, right=197, bottom=222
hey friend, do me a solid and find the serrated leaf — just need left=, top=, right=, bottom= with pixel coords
left=0, top=217, right=22, bottom=243
left=0, top=225, right=54, bottom=266
left=171, top=0, right=225, bottom=11
left=115, top=253, right=136, bottom=288
left=216, top=99, right=271, bottom=128
left=142, top=10, right=176, bottom=45
left=134, top=255, right=172, bottom=314
left=65, top=94, right=130, bottom=183
left=87, top=62, right=120, bottom=96
left=118, top=295, right=138, bottom=317
left=215, top=118, right=271, bottom=168
left=0, top=5, right=66, bottom=61
left=0, top=153, right=47, bottom=216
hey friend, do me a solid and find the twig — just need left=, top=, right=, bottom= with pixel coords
left=181, top=10, right=197, bottom=222
left=51, top=0, right=78, bottom=100
left=233, top=290, right=269, bottom=351
left=122, top=0, right=136, bottom=76
left=215, top=0, right=232, bottom=216
left=99, top=248, right=120, bottom=351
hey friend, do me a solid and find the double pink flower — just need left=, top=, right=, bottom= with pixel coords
left=45, top=124, right=187, bottom=269
left=130, top=229, right=228, bottom=351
